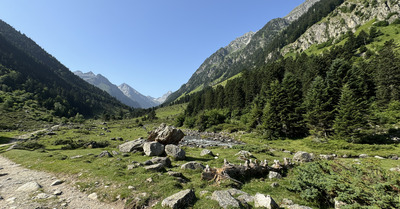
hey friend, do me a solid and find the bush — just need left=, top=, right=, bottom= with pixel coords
left=288, top=161, right=400, bottom=208
left=374, top=20, right=389, bottom=27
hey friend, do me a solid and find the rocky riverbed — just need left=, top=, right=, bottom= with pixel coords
left=179, top=130, right=245, bottom=148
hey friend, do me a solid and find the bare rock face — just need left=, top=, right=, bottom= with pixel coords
left=148, top=123, right=185, bottom=145
left=161, top=189, right=196, bottom=209
left=254, top=193, right=279, bottom=209
left=211, top=190, right=240, bottom=209
left=181, top=162, right=205, bottom=170
left=118, top=138, right=147, bottom=153
left=293, top=151, right=314, bottom=163
left=143, top=141, right=164, bottom=156
left=165, top=144, right=186, bottom=160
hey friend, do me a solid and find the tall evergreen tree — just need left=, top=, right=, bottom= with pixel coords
left=262, top=80, right=284, bottom=139
left=303, top=76, right=332, bottom=138
left=281, top=72, right=306, bottom=137
left=375, top=40, right=400, bottom=105
left=333, top=84, right=366, bottom=142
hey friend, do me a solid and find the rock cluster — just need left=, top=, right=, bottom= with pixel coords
left=148, top=123, right=185, bottom=145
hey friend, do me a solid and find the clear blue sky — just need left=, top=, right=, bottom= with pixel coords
left=0, top=0, right=303, bottom=98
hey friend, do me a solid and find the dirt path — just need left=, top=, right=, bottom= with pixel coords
left=0, top=127, right=125, bottom=209
left=0, top=156, right=124, bottom=209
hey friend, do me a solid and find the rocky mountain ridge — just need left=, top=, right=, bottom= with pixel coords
left=165, top=0, right=321, bottom=103
left=281, top=0, right=400, bottom=55
left=74, top=71, right=170, bottom=108
left=74, top=71, right=141, bottom=108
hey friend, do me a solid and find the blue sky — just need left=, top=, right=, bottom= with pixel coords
left=0, top=0, right=303, bottom=98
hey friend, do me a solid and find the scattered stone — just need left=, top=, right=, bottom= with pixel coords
left=389, top=167, right=400, bottom=172
left=227, top=188, right=247, bottom=196
left=341, top=154, right=349, bottom=158
left=268, top=171, right=282, bottom=179
left=148, top=123, right=185, bottom=145
left=270, top=182, right=279, bottom=188
left=6, top=197, right=16, bottom=203
left=54, top=190, right=63, bottom=196
left=70, top=155, right=83, bottom=159
left=118, top=138, right=147, bottom=153
left=127, top=164, right=139, bottom=170
left=359, top=154, right=368, bottom=158
left=286, top=204, right=313, bottom=209
left=391, top=155, right=399, bottom=160
left=165, top=144, right=186, bottom=160
left=0, top=195, right=3, bottom=200
left=254, top=193, right=279, bottom=209
left=112, top=150, right=119, bottom=155
left=374, top=156, right=385, bottom=159
left=0, top=173, right=8, bottom=177
left=167, top=171, right=183, bottom=177
left=200, top=149, right=214, bottom=157
left=98, top=150, right=113, bottom=158
left=144, top=163, right=165, bottom=172
left=34, top=193, right=53, bottom=199
left=237, top=194, right=254, bottom=204
left=88, top=193, right=98, bottom=200
left=128, top=186, right=135, bottom=190
left=181, top=161, right=205, bottom=170
left=16, top=181, right=41, bottom=192
left=143, top=141, right=165, bottom=156
left=235, top=150, right=255, bottom=160
left=50, top=179, right=64, bottom=186
left=211, top=190, right=240, bottom=209
left=150, top=157, right=172, bottom=167
left=293, top=151, right=314, bottom=163
left=319, top=154, right=335, bottom=160
left=281, top=198, right=294, bottom=206
left=161, top=189, right=196, bottom=209
left=146, top=177, right=153, bottom=183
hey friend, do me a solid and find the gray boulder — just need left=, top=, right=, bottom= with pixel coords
left=200, top=149, right=214, bottom=157
left=161, top=189, right=196, bottom=209
left=150, top=157, right=172, bottom=167
left=148, top=123, right=185, bottom=145
left=181, top=161, right=205, bottom=170
left=320, top=154, right=335, bottom=160
left=143, top=141, right=164, bottom=156
left=165, top=144, right=186, bottom=160
left=359, top=154, right=369, bottom=158
left=144, top=163, right=165, bottom=172
left=211, top=190, right=240, bottom=209
left=98, top=150, right=113, bottom=158
left=254, top=193, right=279, bottom=209
left=118, top=138, right=147, bottom=153
left=293, top=151, right=314, bottom=163
left=16, top=181, right=42, bottom=192
left=268, top=171, right=282, bottom=179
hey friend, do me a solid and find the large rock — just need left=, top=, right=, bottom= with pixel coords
left=254, top=193, right=279, bottom=209
left=118, top=138, right=147, bottom=153
left=161, top=189, right=196, bottom=209
left=144, top=163, right=165, bottom=172
left=150, top=157, right=172, bottom=167
left=181, top=161, right=205, bottom=170
left=293, top=151, right=314, bottom=163
left=143, top=141, right=164, bottom=156
left=211, top=190, right=240, bottom=209
left=148, top=123, right=185, bottom=145
left=200, top=149, right=214, bottom=157
left=165, top=144, right=186, bottom=160
left=268, top=171, right=282, bottom=179
left=16, top=181, right=42, bottom=192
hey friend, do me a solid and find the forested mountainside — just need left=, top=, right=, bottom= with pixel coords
left=165, top=0, right=345, bottom=104
left=174, top=0, right=400, bottom=144
left=0, top=20, right=136, bottom=128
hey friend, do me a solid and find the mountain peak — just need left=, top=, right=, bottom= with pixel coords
left=284, top=0, right=321, bottom=22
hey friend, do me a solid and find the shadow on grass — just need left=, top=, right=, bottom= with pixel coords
left=0, top=136, right=14, bottom=145
left=185, top=156, right=211, bottom=162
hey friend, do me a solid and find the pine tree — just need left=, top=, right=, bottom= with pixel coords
left=375, top=40, right=400, bottom=105
left=303, top=76, right=332, bottom=138
left=281, top=72, right=306, bottom=137
left=262, top=80, right=284, bottom=139
left=333, top=84, right=365, bottom=142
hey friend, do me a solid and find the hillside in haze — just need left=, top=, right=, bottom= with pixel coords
left=74, top=71, right=170, bottom=108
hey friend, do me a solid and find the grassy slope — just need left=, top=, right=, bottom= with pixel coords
left=1, top=104, right=399, bottom=208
